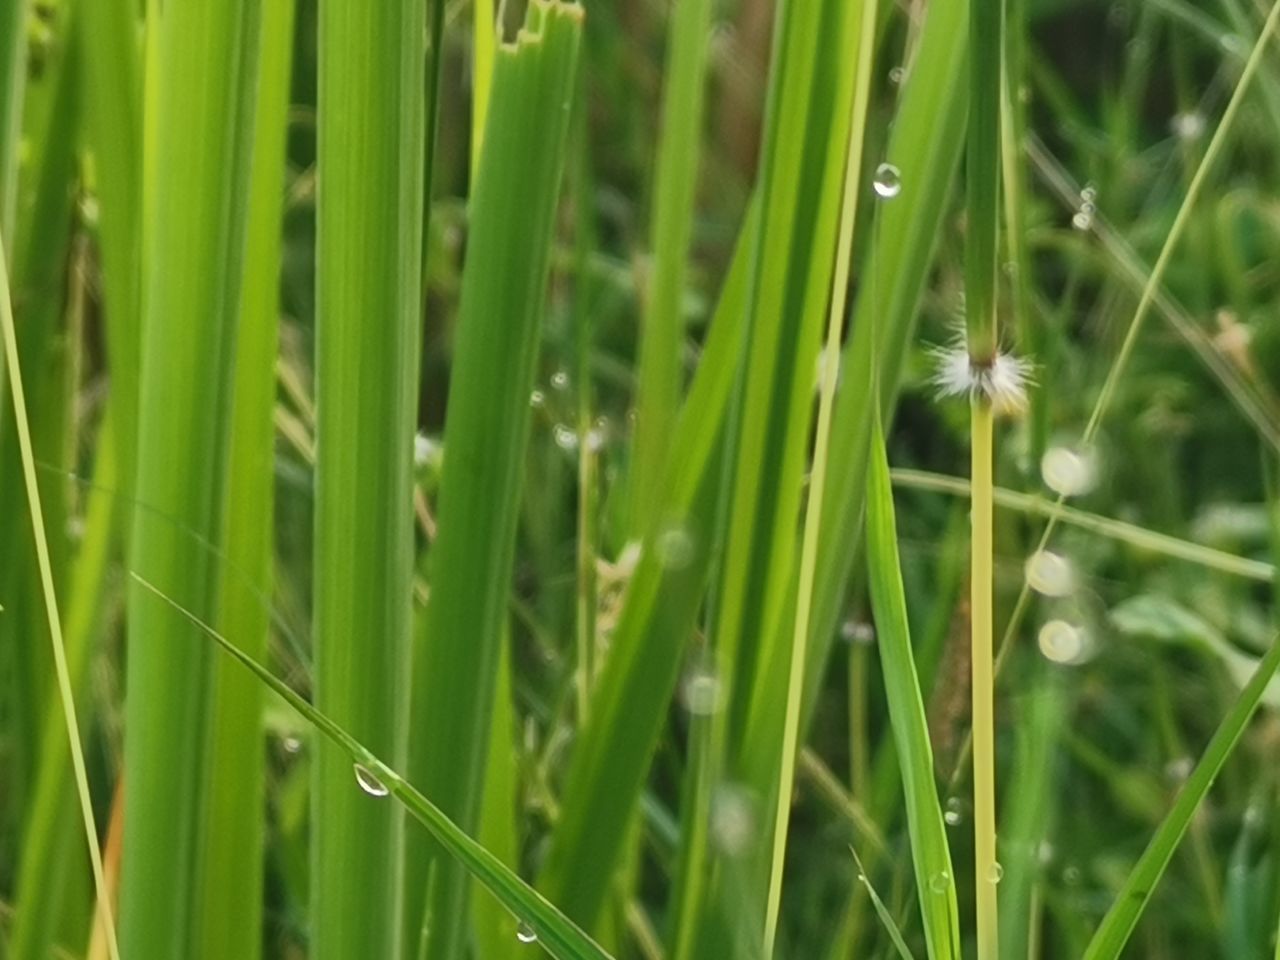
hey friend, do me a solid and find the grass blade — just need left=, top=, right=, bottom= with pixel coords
left=0, top=0, right=25, bottom=240
left=627, top=0, right=713, bottom=534
left=193, top=1, right=294, bottom=956
left=132, top=573, right=615, bottom=960
left=120, top=0, right=262, bottom=954
left=404, top=6, right=581, bottom=955
left=1081, top=635, right=1280, bottom=959
left=0, top=225, right=117, bottom=958
left=865, top=416, right=961, bottom=960
left=313, top=0, right=425, bottom=952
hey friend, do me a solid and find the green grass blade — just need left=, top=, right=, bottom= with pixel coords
left=1082, top=635, right=1280, bottom=959
left=404, top=6, right=581, bottom=956
left=851, top=848, right=918, bottom=960
left=627, top=0, right=713, bottom=535
left=865, top=416, right=961, bottom=960
left=0, top=222, right=118, bottom=958
left=0, top=0, right=26, bottom=241
left=762, top=0, right=878, bottom=944
left=537, top=200, right=755, bottom=929
left=132, top=573, right=616, bottom=960
left=799, top=0, right=969, bottom=729
left=312, top=0, right=425, bottom=952
left=119, top=0, right=262, bottom=954
left=193, top=1, right=294, bottom=956
left=79, top=0, right=143, bottom=490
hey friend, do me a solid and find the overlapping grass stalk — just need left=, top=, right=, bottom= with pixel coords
left=313, top=0, right=425, bottom=954
left=120, top=0, right=262, bottom=955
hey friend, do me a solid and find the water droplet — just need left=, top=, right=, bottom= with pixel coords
left=1025, top=550, right=1076, bottom=598
left=987, top=861, right=1005, bottom=884
left=414, top=432, right=440, bottom=468
left=1164, top=756, right=1193, bottom=783
left=1038, top=841, right=1055, bottom=865
left=282, top=735, right=303, bottom=754
left=1041, top=446, right=1097, bottom=497
left=944, top=797, right=964, bottom=826
left=354, top=763, right=389, bottom=797
left=1079, top=183, right=1098, bottom=204
left=586, top=417, right=608, bottom=452
left=929, top=871, right=952, bottom=894
left=840, top=620, right=876, bottom=645
left=553, top=424, right=579, bottom=451
left=516, top=922, right=538, bottom=944
left=888, top=65, right=905, bottom=85
left=1171, top=112, right=1205, bottom=142
left=711, top=784, right=757, bottom=856
left=872, top=163, right=902, bottom=199
left=656, top=524, right=695, bottom=569
left=1038, top=620, right=1087, bottom=665
left=529, top=389, right=545, bottom=409
left=1063, top=865, right=1082, bottom=885
left=1071, top=205, right=1094, bottom=231
left=1220, top=33, right=1246, bottom=56
left=551, top=369, right=570, bottom=391
left=682, top=666, right=722, bottom=715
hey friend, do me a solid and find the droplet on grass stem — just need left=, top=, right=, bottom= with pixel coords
left=929, top=871, right=952, bottom=893
left=656, top=524, right=694, bottom=569
left=987, top=861, right=1004, bottom=884
left=353, top=763, right=389, bottom=797
left=1025, top=550, right=1076, bottom=597
left=681, top=664, right=722, bottom=715
left=516, top=922, right=538, bottom=944
left=1041, top=445, right=1097, bottom=497
left=872, top=162, right=901, bottom=199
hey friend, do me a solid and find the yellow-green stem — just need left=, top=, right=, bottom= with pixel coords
left=971, top=398, right=998, bottom=959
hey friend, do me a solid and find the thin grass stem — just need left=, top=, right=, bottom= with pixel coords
left=0, top=230, right=119, bottom=960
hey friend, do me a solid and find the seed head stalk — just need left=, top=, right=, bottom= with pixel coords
left=967, top=0, right=1004, bottom=954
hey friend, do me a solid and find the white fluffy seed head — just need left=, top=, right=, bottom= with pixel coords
left=929, top=342, right=1033, bottom=415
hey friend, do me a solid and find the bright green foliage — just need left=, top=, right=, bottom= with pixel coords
left=194, top=1, right=294, bottom=956
left=404, top=7, right=582, bottom=956
left=865, top=417, right=962, bottom=960
left=120, top=1, right=262, bottom=956
left=312, top=0, right=425, bottom=954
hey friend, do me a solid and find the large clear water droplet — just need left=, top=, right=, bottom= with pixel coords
left=929, top=871, right=952, bottom=894
left=987, top=861, right=1005, bottom=884
left=516, top=922, right=538, bottom=944
left=872, top=163, right=902, bottom=199
left=354, top=763, right=389, bottom=797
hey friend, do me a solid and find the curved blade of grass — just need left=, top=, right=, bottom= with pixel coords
left=404, top=6, right=581, bottom=956
left=131, top=573, right=615, bottom=960
left=193, top=2, right=294, bottom=956
left=1082, top=634, right=1280, bottom=960
left=1, top=223, right=118, bottom=960
left=627, top=0, right=713, bottom=535
left=851, top=848, right=917, bottom=960
left=312, top=0, right=425, bottom=952
left=865, top=416, right=961, bottom=960
left=120, top=0, right=262, bottom=954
